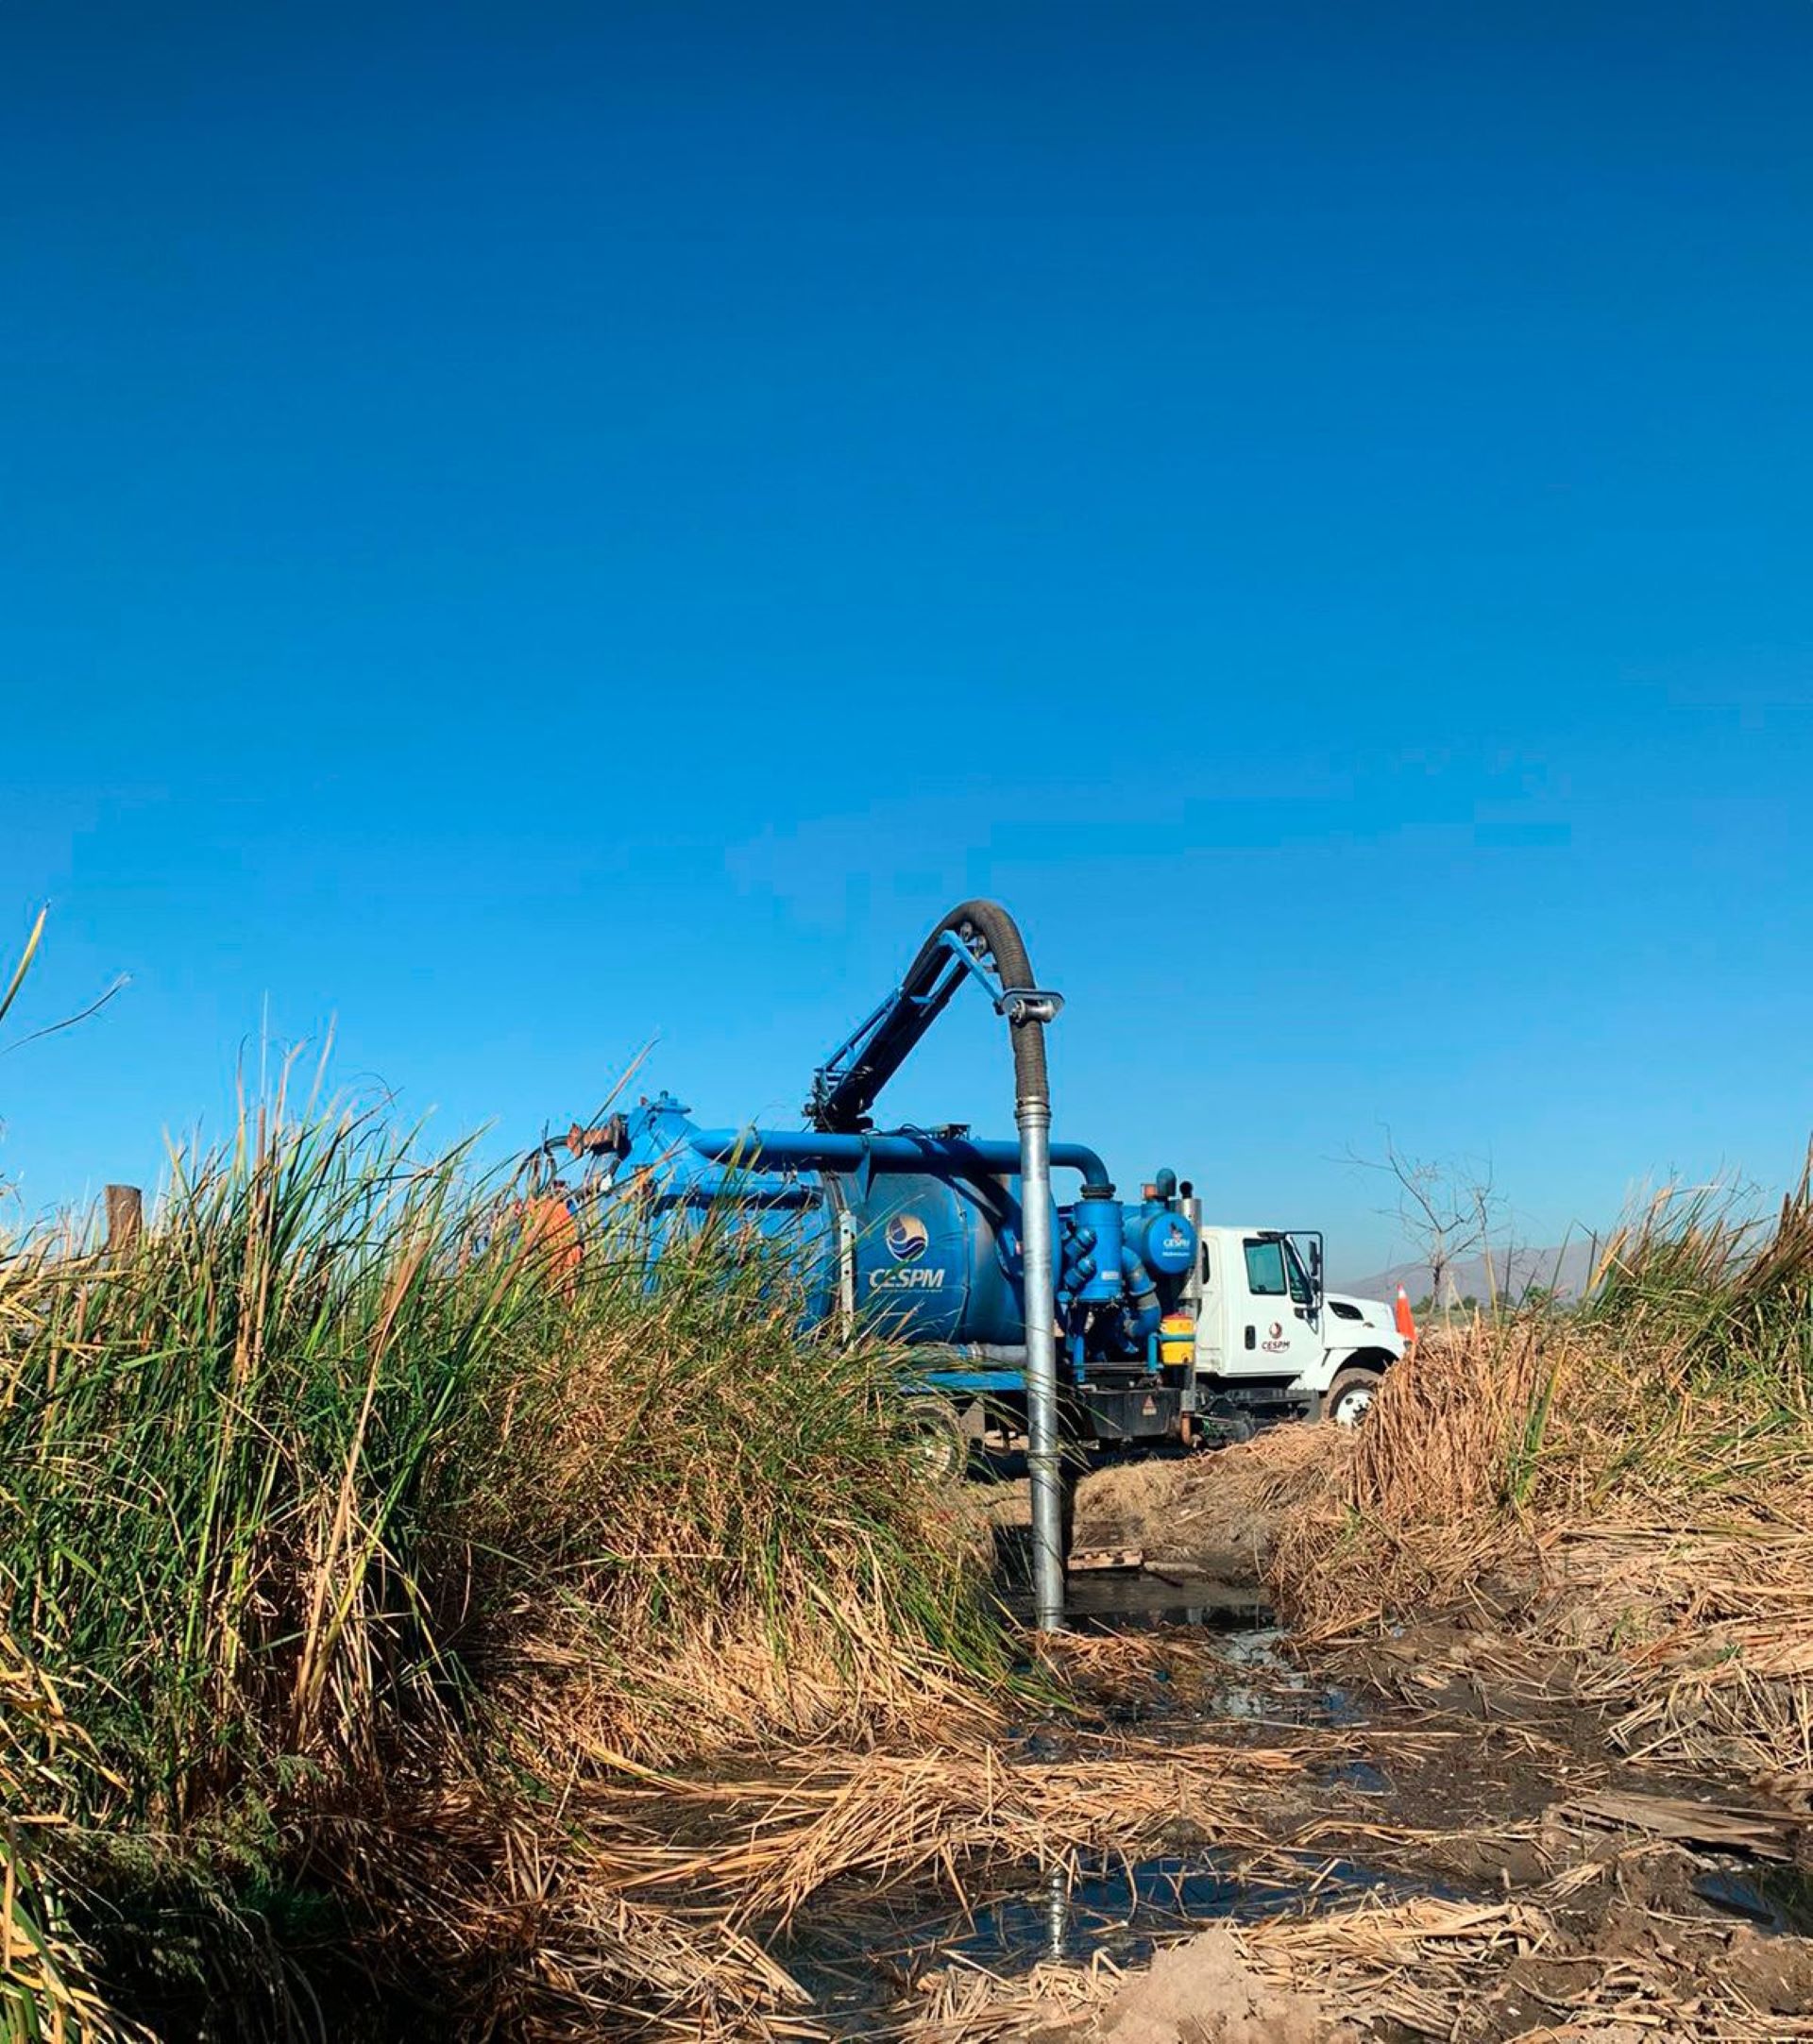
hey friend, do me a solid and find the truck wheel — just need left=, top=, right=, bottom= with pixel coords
left=1324, top=1367, right=1381, bottom=1428
left=900, top=1397, right=968, bottom=1481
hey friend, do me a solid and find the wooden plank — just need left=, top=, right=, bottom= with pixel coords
left=1067, top=1546, right=1144, bottom=1575
left=1559, top=1789, right=1799, bottom=1861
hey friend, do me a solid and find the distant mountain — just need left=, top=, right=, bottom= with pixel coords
left=1336, top=1239, right=1602, bottom=1308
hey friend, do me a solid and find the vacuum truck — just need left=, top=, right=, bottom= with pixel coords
left=525, top=901, right=1404, bottom=1459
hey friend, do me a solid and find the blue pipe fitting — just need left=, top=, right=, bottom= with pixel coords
left=690, top=1126, right=1113, bottom=1190
left=1072, top=1196, right=1126, bottom=1303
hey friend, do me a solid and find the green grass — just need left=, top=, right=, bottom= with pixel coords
left=0, top=1095, right=1002, bottom=2038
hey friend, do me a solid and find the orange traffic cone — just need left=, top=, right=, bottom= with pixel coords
left=1395, top=1283, right=1418, bottom=1348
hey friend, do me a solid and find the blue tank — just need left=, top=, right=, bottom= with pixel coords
left=549, top=1093, right=1198, bottom=1388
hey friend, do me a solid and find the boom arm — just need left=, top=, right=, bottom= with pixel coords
left=805, top=899, right=1065, bottom=1139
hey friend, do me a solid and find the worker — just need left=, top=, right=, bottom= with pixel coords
left=520, top=1189, right=583, bottom=1292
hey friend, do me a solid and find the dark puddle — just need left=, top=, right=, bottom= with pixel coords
left=785, top=1571, right=1415, bottom=2025
left=1057, top=1573, right=1267, bottom=1631
left=1319, top=1757, right=1392, bottom=1795
left=1696, top=1863, right=1813, bottom=1937
left=1199, top=1622, right=1368, bottom=1731
left=1042, top=1572, right=1369, bottom=1731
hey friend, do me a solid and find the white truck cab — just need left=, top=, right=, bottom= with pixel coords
left=1188, top=1223, right=1403, bottom=1431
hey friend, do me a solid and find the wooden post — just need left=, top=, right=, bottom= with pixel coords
left=104, top=1183, right=143, bottom=1254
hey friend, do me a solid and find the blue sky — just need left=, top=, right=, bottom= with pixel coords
left=4, top=1, right=1810, bottom=1274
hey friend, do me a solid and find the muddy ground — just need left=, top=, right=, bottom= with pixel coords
left=799, top=1438, right=1813, bottom=2039
left=1069, top=1444, right=1308, bottom=1583
left=981, top=1429, right=1333, bottom=1591
left=788, top=1610, right=1813, bottom=2036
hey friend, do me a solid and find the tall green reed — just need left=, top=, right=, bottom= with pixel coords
left=1, top=1106, right=532, bottom=1822
left=0, top=1091, right=999, bottom=2036
left=1586, top=1153, right=1813, bottom=1395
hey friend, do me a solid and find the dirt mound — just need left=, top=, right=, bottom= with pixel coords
left=1093, top=1929, right=1352, bottom=2043
left=1075, top=1428, right=1345, bottom=1585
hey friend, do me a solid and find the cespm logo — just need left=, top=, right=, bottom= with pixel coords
left=885, top=1213, right=930, bottom=1263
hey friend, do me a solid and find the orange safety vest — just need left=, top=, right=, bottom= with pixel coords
left=522, top=1194, right=583, bottom=1288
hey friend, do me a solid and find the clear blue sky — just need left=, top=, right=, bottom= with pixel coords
left=5, top=1, right=1810, bottom=1275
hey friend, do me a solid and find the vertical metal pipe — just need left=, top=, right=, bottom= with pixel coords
left=1180, top=1193, right=1204, bottom=1310
left=835, top=1200, right=857, bottom=1338
left=1017, top=1098, right=1066, bottom=1630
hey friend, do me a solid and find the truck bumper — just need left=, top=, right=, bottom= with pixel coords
left=1073, top=1383, right=1184, bottom=1443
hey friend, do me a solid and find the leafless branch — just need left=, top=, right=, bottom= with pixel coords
left=1348, top=1131, right=1502, bottom=1311
left=0, top=974, right=130, bottom=1056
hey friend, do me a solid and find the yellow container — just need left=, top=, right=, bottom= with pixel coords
left=1159, top=1313, right=1195, bottom=1367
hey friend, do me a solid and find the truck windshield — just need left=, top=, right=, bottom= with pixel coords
left=1284, top=1237, right=1314, bottom=1306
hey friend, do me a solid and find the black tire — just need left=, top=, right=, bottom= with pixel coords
left=1324, top=1366, right=1381, bottom=1429
left=900, top=1396, right=968, bottom=1481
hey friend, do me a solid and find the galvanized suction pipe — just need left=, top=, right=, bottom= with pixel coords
left=921, top=902, right=1068, bottom=1631
left=1017, top=1095, right=1067, bottom=1630
left=808, top=897, right=1074, bottom=1630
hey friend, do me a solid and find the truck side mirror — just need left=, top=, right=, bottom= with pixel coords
left=1296, top=1231, right=1325, bottom=1313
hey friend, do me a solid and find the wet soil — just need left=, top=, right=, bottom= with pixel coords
left=788, top=1444, right=1813, bottom=2036
left=783, top=1589, right=1766, bottom=2016
left=779, top=1603, right=1431, bottom=2026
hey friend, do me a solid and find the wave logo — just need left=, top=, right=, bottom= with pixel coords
left=885, top=1213, right=930, bottom=1263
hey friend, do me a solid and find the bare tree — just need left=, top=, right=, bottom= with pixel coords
left=1350, top=1134, right=1502, bottom=1316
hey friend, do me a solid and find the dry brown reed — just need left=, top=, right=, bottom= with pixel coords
left=606, top=1723, right=1326, bottom=1933
left=0, top=1634, right=143, bottom=2043
left=0, top=1104, right=1007, bottom=2038
left=277, top=1676, right=1354, bottom=2039
left=1270, top=1319, right=1553, bottom=1640
left=904, top=1883, right=1813, bottom=2041
left=299, top=1765, right=821, bottom=2041
left=1270, top=1168, right=1813, bottom=1788
left=1535, top=1521, right=1813, bottom=1782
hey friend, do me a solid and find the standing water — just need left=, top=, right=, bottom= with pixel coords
left=779, top=1568, right=1446, bottom=2029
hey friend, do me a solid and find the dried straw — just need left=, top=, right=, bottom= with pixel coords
left=905, top=1884, right=1813, bottom=2041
